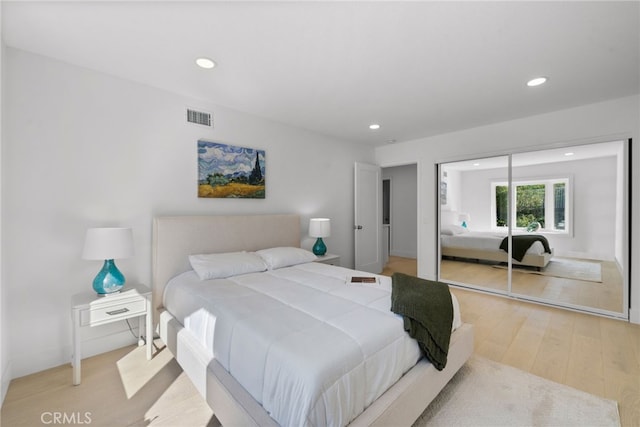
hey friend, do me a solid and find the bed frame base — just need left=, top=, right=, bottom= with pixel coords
left=442, top=246, right=553, bottom=269
left=159, top=309, right=474, bottom=427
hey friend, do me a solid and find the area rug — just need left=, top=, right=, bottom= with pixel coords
left=493, top=257, right=602, bottom=282
left=413, top=356, right=620, bottom=427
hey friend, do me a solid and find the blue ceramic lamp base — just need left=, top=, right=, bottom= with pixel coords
left=312, top=238, right=327, bottom=256
left=93, top=259, right=126, bottom=295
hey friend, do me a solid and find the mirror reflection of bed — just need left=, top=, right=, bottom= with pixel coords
left=440, top=224, right=553, bottom=270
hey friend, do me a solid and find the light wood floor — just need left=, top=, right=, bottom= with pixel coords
left=441, top=257, right=624, bottom=313
left=2, top=256, right=639, bottom=426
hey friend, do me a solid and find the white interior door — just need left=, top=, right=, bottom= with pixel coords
left=354, top=162, right=382, bottom=273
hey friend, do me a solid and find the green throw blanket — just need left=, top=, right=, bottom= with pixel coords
left=390, top=272, right=453, bottom=371
left=499, top=234, right=552, bottom=262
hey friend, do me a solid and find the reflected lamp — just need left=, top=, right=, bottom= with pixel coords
left=458, top=213, right=471, bottom=229
left=82, top=227, right=134, bottom=295
left=309, top=218, right=331, bottom=256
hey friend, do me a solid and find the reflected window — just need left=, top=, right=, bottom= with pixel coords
left=554, top=183, right=566, bottom=230
left=492, top=177, right=570, bottom=233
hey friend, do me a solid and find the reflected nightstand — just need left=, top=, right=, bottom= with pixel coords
left=314, top=253, right=341, bottom=266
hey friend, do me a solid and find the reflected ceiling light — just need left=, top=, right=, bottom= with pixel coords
left=527, top=76, right=547, bottom=87
left=369, top=124, right=381, bottom=130
left=473, top=163, right=480, bottom=166
left=196, top=57, right=216, bottom=69
left=564, top=152, right=574, bottom=156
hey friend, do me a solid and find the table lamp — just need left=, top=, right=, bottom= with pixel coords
left=82, top=227, right=134, bottom=295
left=309, top=218, right=331, bottom=256
left=458, top=213, right=471, bottom=229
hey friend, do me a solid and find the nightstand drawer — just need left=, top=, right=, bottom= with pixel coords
left=79, top=299, right=147, bottom=326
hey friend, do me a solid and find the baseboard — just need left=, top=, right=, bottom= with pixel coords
left=630, top=308, right=640, bottom=325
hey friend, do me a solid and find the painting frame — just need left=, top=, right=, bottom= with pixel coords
left=440, top=170, right=448, bottom=205
left=197, top=140, right=266, bottom=199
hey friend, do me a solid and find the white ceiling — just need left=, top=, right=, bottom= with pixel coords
left=2, top=1, right=639, bottom=146
left=443, top=140, right=625, bottom=171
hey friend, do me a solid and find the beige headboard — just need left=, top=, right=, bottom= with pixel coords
left=152, top=214, right=301, bottom=315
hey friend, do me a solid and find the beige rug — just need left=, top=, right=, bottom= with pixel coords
left=414, top=356, right=620, bottom=427
left=494, top=257, right=602, bottom=282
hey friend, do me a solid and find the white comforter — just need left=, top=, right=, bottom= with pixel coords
left=163, top=262, right=461, bottom=427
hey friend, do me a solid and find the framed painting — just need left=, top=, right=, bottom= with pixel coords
left=440, top=170, right=448, bottom=205
left=198, top=140, right=265, bottom=198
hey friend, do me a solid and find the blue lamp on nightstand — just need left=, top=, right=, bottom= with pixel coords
left=458, top=213, right=471, bottom=229
left=309, top=218, right=331, bottom=256
left=82, top=227, right=134, bottom=295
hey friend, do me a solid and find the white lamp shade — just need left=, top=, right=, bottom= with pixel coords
left=82, top=227, right=134, bottom=260
left=458, top=213, right=471, bottom=223
left=309, top=218, right=331, bottom=238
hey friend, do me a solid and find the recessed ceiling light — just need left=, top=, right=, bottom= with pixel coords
left=196, top=57, right=216, bottom=69
left=527, top=77, right=547, bottom=87
left=369, top=124, right=381, bottom=130
left=473, top=163, right=480, bottom=166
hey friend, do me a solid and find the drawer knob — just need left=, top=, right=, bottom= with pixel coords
left=106, top=308, right=130, bottom=316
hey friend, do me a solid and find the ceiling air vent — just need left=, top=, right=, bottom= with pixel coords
left=187, top=108, right=212, bottom=127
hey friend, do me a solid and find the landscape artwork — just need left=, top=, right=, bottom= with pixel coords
left=198, top=140, right=265, bottom=198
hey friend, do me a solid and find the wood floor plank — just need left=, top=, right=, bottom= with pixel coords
left=530, top=310, right=574, bottom=383
left=603, top=366, right=640, bottom=427
left=600, top=318, right=640, bottom=375
left=501, top=307, right=550, bottom=371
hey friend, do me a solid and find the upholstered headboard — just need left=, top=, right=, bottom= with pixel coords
left=152, top=214, right=301, bottom=316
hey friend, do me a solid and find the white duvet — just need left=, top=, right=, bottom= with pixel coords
left=163, top=262, right=461, bottom=427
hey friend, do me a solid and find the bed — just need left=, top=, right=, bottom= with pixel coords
left=440, top=225, right=554, bottom=269
left=152, top=214, right=474, bottom=426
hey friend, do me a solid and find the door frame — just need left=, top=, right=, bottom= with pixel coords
left=378, top=161, right=420, bottom=272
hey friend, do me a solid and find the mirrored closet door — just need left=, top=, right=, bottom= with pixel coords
left=438, top=140, right=629, bottom=318
left=439, top=155, right=510, bottom=295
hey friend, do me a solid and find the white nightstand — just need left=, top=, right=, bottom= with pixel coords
left=71, top=284, right=152, bottom=385
left=314, top=253, right=341, bottom=266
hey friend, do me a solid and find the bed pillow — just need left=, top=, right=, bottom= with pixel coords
left=189, top=251, right=267, bottom=280
left=441, top=224, right=469, bottom=235
left=256, top=247, right=317, bottom=270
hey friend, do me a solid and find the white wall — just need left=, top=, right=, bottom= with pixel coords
left=375, top=95, right=640, bottom=323
left=0, top=2, right=7, bottom=405
left=382, top=164, right=417, bottom=258
left=2, top=47, right=374, bottom=378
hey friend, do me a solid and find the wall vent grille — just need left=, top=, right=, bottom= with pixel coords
left=187, top=108, right=213, bottom=127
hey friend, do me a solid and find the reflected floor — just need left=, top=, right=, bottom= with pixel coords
left=440, top=257, right=624, bottom=314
